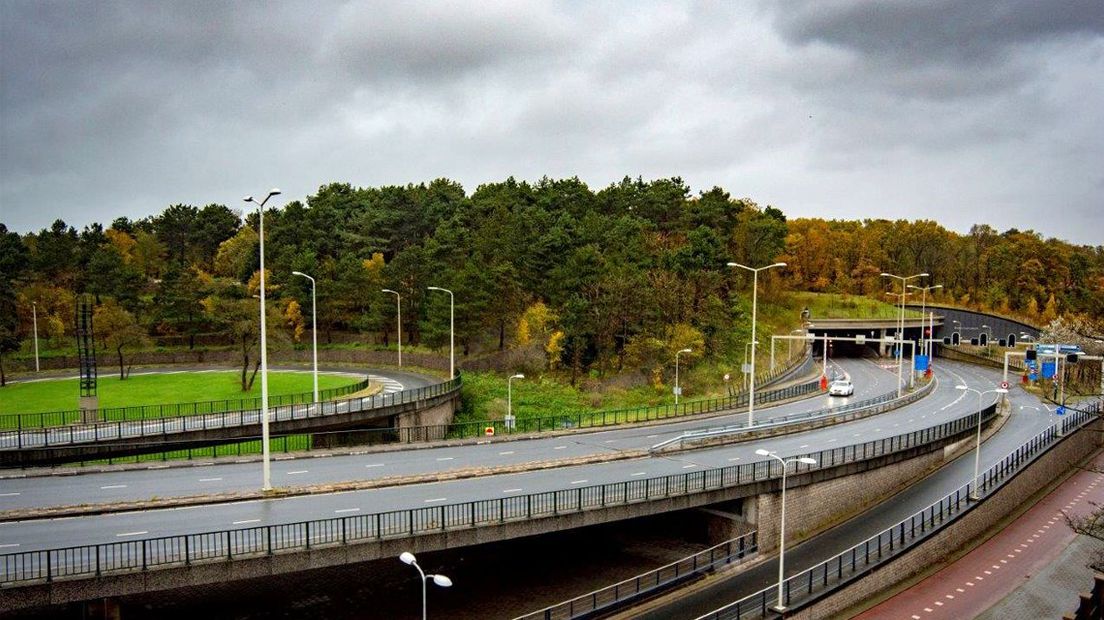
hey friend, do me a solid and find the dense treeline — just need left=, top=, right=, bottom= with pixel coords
left=1, top=176, right=1101, bottom=387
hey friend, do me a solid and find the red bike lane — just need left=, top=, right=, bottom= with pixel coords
left=854, top=454, right=1104, bottom=619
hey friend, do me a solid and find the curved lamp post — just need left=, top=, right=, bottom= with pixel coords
left=907, top=283, right=942, bottom=357
left=244, top=188, right=281, bottom=492
left=291, top=271, right=318, bottom=404
left=427, top=287, right=454, bottom=378
left=955, top=385, right=1008, bottom=500
left=399, top=551, right=452, bottom=620
left=507, top=373, right=524, bottom=431
left=755, top=448, right=817, bottom=612
left=728, top=262, right=786, bottom=426
left=882, top=272, right=928, bottom=397
left=675, top=348, right=691, bottom=405
left=382, top=289, right=402, bottom=366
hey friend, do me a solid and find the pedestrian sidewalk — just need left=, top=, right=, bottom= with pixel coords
left=854, top=453, right=1104, bottom=619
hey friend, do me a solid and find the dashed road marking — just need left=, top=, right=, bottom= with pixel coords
left=571, top=480, right=588, bottom=485
left=335, top=508, right=360, bottom=514
left=199, top=477, right=223, bottom=482
left=116, top=531, right=148, bottom=537
left=424, top=498, right=447, bottom=503
left=100, top=485, right=126, bottom=489
left=287, top=470, right=308, bottom=475
left=233, top=519, right=260, bottom=525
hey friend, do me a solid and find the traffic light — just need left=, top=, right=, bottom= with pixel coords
left=1067, top=353, right=1080, bottom=363
left=999, top=339, right=1007, bottom=347
left=943, top=337, right=951, bottom=345
left=1026, top=349, right=1037, bottom=361
left=970, top=338, right=979, bottom=346
left=979, top=333, right=988, bottom=346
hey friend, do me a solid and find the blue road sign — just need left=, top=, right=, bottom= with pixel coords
left=1056, top=406, right=1066, bottom=416
left=915, top=354, right=930, bottom=371
left=1042, top=361, right=1057, bottom=379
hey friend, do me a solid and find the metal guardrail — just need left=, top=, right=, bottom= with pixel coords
left=650, top=378, right=934, bottom=452
left=0, top=374, right=374, bottom=430
left=697, top=400, right=1102, bottom=620
left=515, top=532, right=758, bottom=620
left=0, top=395, right=1004, bottom=586
left=0, top=376, right=462, bottom=450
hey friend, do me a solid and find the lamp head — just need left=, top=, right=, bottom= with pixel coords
left=511, top=373, right=524, bottom=379
left=879, top=272, right=891, bottom=277
left=797, top=457, right=817, bottom=465
left=266, top=188, right=282, bottom=198
left=680, top=348, right=692, bottom=354
left=399, top=551, right=416, bottom=565
left=292, top=271, right=306, bottom=277
left=771, top=262, right=787, bottom=269
left=726, top=262, right=739, bottom=268
left=755, top=449, right=771, bottom=456
left=432, top=574, right=453, bottom=587
left=382, top=289, right=396, bottom=294
left=243, top=195, right=254, bottom=203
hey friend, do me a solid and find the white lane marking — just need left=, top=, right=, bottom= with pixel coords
left=199, top=477, right=223, bottom=482
left=571, top=480, right=588, bottom=485
left=498, top=451, right=515, bottom=456
left=0, top=543, right=19, bottom=549
left=233, top=519, right=260, bottom=525
left=365, top=463, right=384, bottom=468
left=424, top=498, right=447, bottom=503
left=502, top=488, right=523, bottom=493
left=100, top=485, right=127, bottom=489
left=728, top=457, right=741, bottom=461
left=683, top=464, right=697, bottom=469
left=287, top=470, right=309, bottom=475
left=116, top=531, right=148, bottom=537
left=436, top=457, right=455, bottom=462
left=647, top=435, right=659, bottom=439
left=604, top=440, right=617, bottom=443
left=335, top=508, right=360, bottom=514
left=0, top=492, right=21, bottom=497
left=631, top=472, right=647, bottom=476
left=827, top=438, right=837, bottom=443
left=799, top=444, right=809, bottom=449
left=554, top=446, right=567, bottom=450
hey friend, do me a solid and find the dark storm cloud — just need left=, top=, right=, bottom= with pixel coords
left=1, top=1, right=1101, bottom=245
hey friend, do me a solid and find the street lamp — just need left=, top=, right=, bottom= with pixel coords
left=399, top=551, right=452, bottom=620
left=955, top=385, right=1008, bottom=500
left=881, top=272, right=928, bottom=397
left=31, top=302, right=39, bottom=373
left=728, top=262, right=787, bottom=426
left=291, top=271, right=318, bottom=405
left=507, top=373, right=524, bottom=431
left=907, top=283, right=942, bottom=358
left=675, top=348, right=692, bottom=405
left=755, top=448, right=817, bottom=612
left=244, top=188, right=281, bottom=492
left=381, top=289, right=402, bottom=366
left=426, top=287, right=454, bottom=378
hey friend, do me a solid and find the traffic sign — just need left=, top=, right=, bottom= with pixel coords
left=484, top=426, right=495, bottom=436
left=1000, top=381, right=1009, bottom=390
left=1056, top=406, right=1066, bottom=416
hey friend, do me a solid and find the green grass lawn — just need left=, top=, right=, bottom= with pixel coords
left=0, top=371, right=360, bottom=416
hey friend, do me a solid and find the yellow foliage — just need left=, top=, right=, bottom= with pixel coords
left=517, top=301, right=557, bottom=346
left=283, top=299, right=305, bottom=343
left=546, top=330, right=564, bottom=370
left=105, top=229, right=136, bottom=263
left=362, top=253, right=385, bottom=275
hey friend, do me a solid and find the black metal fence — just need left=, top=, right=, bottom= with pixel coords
left=697, top=401, right=1102, bottom=620
left=1, top=395, right=1011, bottom=586
left=0, top=375, right=374, bottom=430
left=0, top=377, right=460, bottom=450
left=515, top=532, right=758, bottom=620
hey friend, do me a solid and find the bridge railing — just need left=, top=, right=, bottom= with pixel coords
left=515, top=532, right=758, bottom=620
left=697, top=400, right=1102, bottom=620
left=0, top=376, right=462, bottom=450
left=0, top=375, right=374, bottom=430
left=1, top=394, right=1005, bottom=586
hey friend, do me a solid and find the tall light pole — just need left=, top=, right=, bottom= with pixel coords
left=244, top=188, right=281, bottom=492
left=755, top=448, right=817, bottom=612
left=507, top=373, right=524, bottom=431
left=907, top=283, right=942, bottom=358
left=882, top=272, right=928, bottom=397
left=955, top=385, right=1008, bottom=500
left=675, top=348, right=692, bottom=405
left=729, top=262, right=786, bottom=426
left=382, top=289, right=402, bottom=366
left=291, top=271, right=318, bottom=404
left=31, top=302, right=39, bottom=373
left=399, top=551, right=453, bottom=620
left=427, top=287, right=454, bottom=378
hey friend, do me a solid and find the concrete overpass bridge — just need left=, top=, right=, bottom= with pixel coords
left=0, top=361, right=1022, bottom=613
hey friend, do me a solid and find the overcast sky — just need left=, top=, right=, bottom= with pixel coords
left=2, top=1, right=1102, bottom=245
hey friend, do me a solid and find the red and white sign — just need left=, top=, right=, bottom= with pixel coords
left=484, top=426, right=495, bottom=436
left=1000, top=381, right=1010, bottom=390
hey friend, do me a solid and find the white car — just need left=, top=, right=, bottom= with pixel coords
left=828, top=379, right=854, bottom=397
